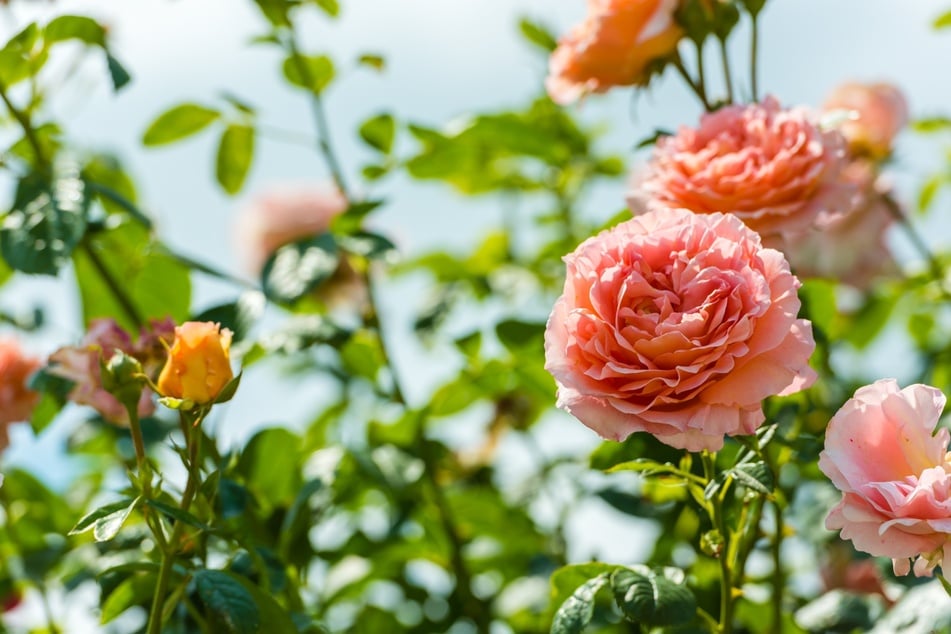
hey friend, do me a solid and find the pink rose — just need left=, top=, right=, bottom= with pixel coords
left=544, top=209, right=816, bottom=451
left=628, top=97, right=856, bottom=237
left=819, top=379, right=951, bottom=577
left=824, top=82, right=908, bottom=160
left=0, top=338, right=41, bottom=449
left=546, top=0, right=683, bottom=105
left=772, top=161, right=896, bottom=289
left=48, top=319, right=160, bottom=425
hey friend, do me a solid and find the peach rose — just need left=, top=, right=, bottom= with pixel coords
left=824, top=82, right=908, bottom=160
left=544, top=209, right=816, bottom=451
left=157, top=321, right=234, bottom=406
left=819, top=379, right=951, bottom=577
left=546, top=0, right=683, bottom=105
left=0, top=338, right=41, bottom=448
left=628, top=96, right=856, bottom=237
left=773, top=161, right=896, bottom=289
left=48, top=319, right=157, bottom=425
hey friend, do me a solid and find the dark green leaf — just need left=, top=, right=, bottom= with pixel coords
left=496, top=319, right=545, bottom=351
left=731, top=461, right=774, bottom=495
left=336, top=231, right=397, bottom=260
left=257, top=315, right=352, bottom=355
left=282, top=54, right=335, bottom=94
left=238, top=428, right=302, bottom=508
left=105, top=52, right=132, bottom=91
left=194, top=569, right=261, bottom=634
left=358, top=113, right=395, bottom=154
left=912, top=117, right=951, bottom=133
left=216, top=124, right=255, bottom=195
left=261, top=233, right=339, bottom=303
left=142, top=103, right=219, bottom=146
left=518, top=18, right=558, bottom=52
left=330, top=199, right=384, bottom=234
left=551, top=573, right=610, bottom=634
left=610, top=567, right=696, bottom=626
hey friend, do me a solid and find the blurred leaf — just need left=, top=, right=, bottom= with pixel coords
left=105, top=52, right=132, bottom=91
left=193, top=292, right=266, bottom=343
left=216, top=124, right=255, bottom=195
left=336, top=231, right=397, bottom=261
left=935, top=10, right=951, bottom=29
left=918, top=174, right=944, bottom=213
left=45, top=15, right=105, bottom=46
left=610, top=567, right=696, bottom=627
left=551, top=573, right=610, bottom=634
left=845, top=289, right=897, bottom=349
left=0, top=22, right=44, bottom=87
left=283, top=54, right=335, bottom=94
left=912, top=117, right=951, bottom=133
left=339, top=330, right=384, bottom=381
left=730, top=461, right=774, bottom=495
left=142, top=103, right=219, bottom=146
left=194, top=569, right=261, bottom=634
left=228, top=572, right=299, bottom=634
left=311, top=0, right=340, bottom=17
left=7, top=122, right=62, bottom=166
left=359, top=113, right=396, bottom=154
left=261, top=233, right=339, bottom=304
left=429, top=375, right=482, bottom=417
left=256, top=315, right=352, bottom=355
left=1, top=166, right=89, bottom=275
left=799, top=279, right=837, bottom=337
left=238, top=428, right=303, bottom=508
left=357, top=53, right=385, bottom=72
left=251, top=0, right=291, bottom=26
left=496, top=319, right=545, bottom=351
left=795, top=589, right=884, bottom=633
left=518, top=17, right=557, bottom=51
left=330, top=199, right=384, bottom=235
left=100, top=572, right=157, bottom=624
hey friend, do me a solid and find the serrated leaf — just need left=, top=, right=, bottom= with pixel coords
left=261, top=233, right=339, bottom=303
left=282, top=54, right=335, bottom=94
left=551, top=573, right=609, bottom=634
left=69, top=498, right=138, bottom=537
left=142, top=103, right=219, bottom=146
left=216, top=124, right=255, bottom=195
left=194, top=569, right=261, bottom=634
left=731, top=461, right=774, bottom=495
left=610, top=568, right=696, bottom=627
left=358, top=113, right=395, bottom=154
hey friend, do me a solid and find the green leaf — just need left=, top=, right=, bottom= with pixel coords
left=69, top=498, right=138, bottom=538
left=194, top=569, right=261, bottom=634
left=935, top=10, right=951, bottom=29
left=216, top=124, right=255, bottom=195
left=330, top=199, right=384, bottom=235
left=105, top=52, right=132, bottom=91
left=1, top=166, right=89, bottom=275
left=261, top=233, right=339, bottom=304
left=142, top=103, right=219, bottom=146
left=610, top=567, right=696, bottom=627
left=357, top=53, right=385, bottom=72
left=100, top=572, right=157, bottom=623
left=311, top=0, right=340, bottom=17
left=339, top=330, right=384, bottom=381
left=518, top=18, right=558, bottom=52
left=429, top=376, right=482, bottom=417
left=358, top=113, right=395, bottom=154
left=730, top=461, right=774, bottom=495
left=496, top=319, right=545, bottom=351
left=919, top=174, right=944, bottom=213
left=551, top=573, right=610, bottom=634
left=238, top=428, right=303, bottom=508
left=336, top=231, right=397, bottom=261
left=911, top=117, right=951, bottom=133
left=142, top=498, right=212, bottom=531
left=282, top=54, right=335, bottom=94
left=45, top=15, right=105, bottom=46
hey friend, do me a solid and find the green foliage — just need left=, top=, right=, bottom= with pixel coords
left=216, top=123, right=256, bottom=194
left=283, top=53, right=335, bottom=94
left=359, top=112, right=396, bottom=154
left=261, top=232, right=340, bottom=304
left=142, top=103, right=220, bottom=146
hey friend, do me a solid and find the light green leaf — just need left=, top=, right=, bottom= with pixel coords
left=142, top=103, right=219, bottom=146
left=935, top=10, right=951, bottom=29
left=45, top=15, right=105, bottom=46
left=518, top=18, right=557, bottom=52
left=282, top=54, right=335, bottom=94
left=358, top=113, right=395, bottom=154
left=312, top=0, right=340, bottom=17
left=216, top=124, right=255, bottom=195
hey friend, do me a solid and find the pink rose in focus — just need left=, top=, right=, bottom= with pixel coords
left=824, top=82, right=908, bottom=160
left=48, top=319, right=157, bottom=425
left=0, top=339, right=41, bottom=449
left=819, top=379, right=951, bottom=577
left=546, top=0, right=683, bottom=105
left=628, top=97, right=856, bottom=237
left=544, top=209, right=816, bottom=451
left=773, top=161, right=896, bottom=289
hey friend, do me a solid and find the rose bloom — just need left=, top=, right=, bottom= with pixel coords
left=773, top=161, right=896, bottom=289
left=544, top=209, right=816, bottom=451
left=819, top=379, right=951, bottom=577
left=546, top=0, right=682, bottom=105
left=629, top=96, right=856, bottom=237
left=824, top=82, right=908, bottom=160
left=157, top=322, right=234, bottom=406
left=0, top=338, right=41, bottom=448
left=235, top=186, right=366, bottom=309
left=48, top=319, right=156, bottom=425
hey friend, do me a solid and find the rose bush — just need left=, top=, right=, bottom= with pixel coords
left=544, top=208, right=816, bottom=451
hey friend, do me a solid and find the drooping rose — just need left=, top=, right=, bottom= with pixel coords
left=0, top=338, right=41, bottom=449
left=234, top=186, right=366, bottom=309
left=546, top=0, right=683, bottom=105
left=772, top=161, right=896, bottom=289
left=628, top=96, right=856, bottom=237
left=157, top=322, right=234, bottom=406
left=48, top=319, right=156, bottom=425
left=819, top=379, right=951, bottom=577
left=544, top=209, right=816, bottom=451
left=824, top=82, right=908, bottom=160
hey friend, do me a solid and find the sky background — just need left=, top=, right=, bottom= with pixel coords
left=1, top=0, right=951, bottom=598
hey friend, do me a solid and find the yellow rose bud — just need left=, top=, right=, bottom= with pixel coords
left=156, top=322, right=234, bottom=406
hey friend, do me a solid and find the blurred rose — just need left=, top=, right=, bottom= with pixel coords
left=629, top=96, right=856, bottom=237
left=49, top=319, right=156, bottom=425
left=773, top=161, right=896, bottom=289
left=0, top=338, right=41, bottom=449
left=820, top=379, right=951, bottom=577
left=824, top=82, right=908, bottom=160
left=235, top=186, right=366, bottom=310
left=546, top=0, right=683, bottom=105
left=820, top=542, right=892, bottom=602
left=544, top=209, right=816, bottom=451
left=157, top=322, right=234, bottom=406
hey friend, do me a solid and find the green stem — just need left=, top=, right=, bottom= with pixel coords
left=882, top=194, right=948, bottom=293
left=80, top=240, right=144, bottom=329
left=750, top=14, right=759, bottom=102
left=695, top=40, right=710, bottom=110
left=672, top=56, right=713, bottom=112
left=702, top=452, right=733, bottom=634
left=770, top=501, right=785, bottom=634
left=718, top=37, right=734, bottom=104
left=0, top=78, right=48, bottom=169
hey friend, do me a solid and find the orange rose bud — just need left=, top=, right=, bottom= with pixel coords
left=157, top=322, right=234, bottom=406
